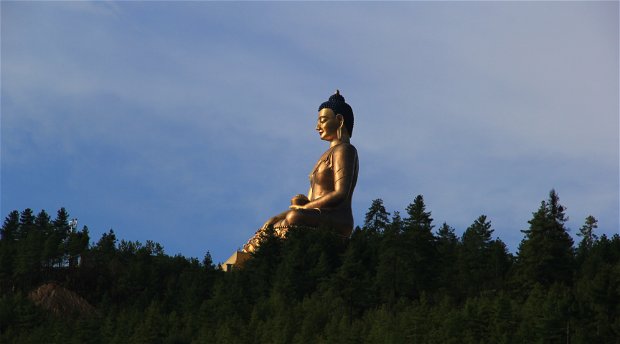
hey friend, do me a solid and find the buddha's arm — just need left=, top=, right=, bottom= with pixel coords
left=302, top=145, right=357, bottom=210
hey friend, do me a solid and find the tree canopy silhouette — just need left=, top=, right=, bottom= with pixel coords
left=1, top=190, right=618, bottom=343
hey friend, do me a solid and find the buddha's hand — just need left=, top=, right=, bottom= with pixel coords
left=289, top=205, right=304, bottom=210
left=291, top=194, right=309, bottom=206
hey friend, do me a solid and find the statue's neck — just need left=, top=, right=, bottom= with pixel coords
left=330, top=137, right=349, bottom=147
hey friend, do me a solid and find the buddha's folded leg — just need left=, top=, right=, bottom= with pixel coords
left=284, top=208, right=321, bottom=228
left=243, top=208, right=332, bottom=253
left=242, top=216, right=296, bottom=253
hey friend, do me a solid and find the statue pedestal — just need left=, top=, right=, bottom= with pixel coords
left=221, top=251, right=251, bottom=272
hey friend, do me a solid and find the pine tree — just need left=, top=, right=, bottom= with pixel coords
left=573, top=234, right=620, bottom=343
left=401, top=195, right=437, bottom=297
left=13, top=209, right=46, bottom=288
left=246, top=225, right=284, bottom=298
left=0, top=211, right=20, bottom=288
left=363, top=199, right=391, bottom=233
left=403, top=195, right=434, bottom=233
left=131, top=302, right=164, bottom=344
left=202, top=251, right=215, bottom=270
left=376, top=211, right=406, bottom=303
left=577, top=215, right=598, bottom=259
left=516, top=190, right=574, bottom=287
left=95, top=229, right=117, bottom=255
left=459, top=215, right=498, bottom=296
left=388, top=211, right=403, bottom=234
left=18, top=209, right=35, bottom=240
left=34, top=210, right=52, bottom=233
left=437, top=222, right=457, bottom=244
left=34, top=210, right=55, bottom=269
left=1, top=210, right=20, bottom=241
left=487, top=239, right=512, bottom=292
left=462, top=215, right=493, bottom=249
left=52, top=208, right=70, bottom=239
left=332, top=240, right=372, bottom=318
left=67, top=226, right=90, bottom=268
left=436, top=222, right=459, bottom=295
left=52, top=208, right=72, bottom=266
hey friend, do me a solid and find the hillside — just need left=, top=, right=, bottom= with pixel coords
left=1, top=190, right=619, bottom=343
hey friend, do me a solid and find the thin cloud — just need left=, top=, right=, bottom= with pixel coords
left=2, top=1, right=617, bottom=262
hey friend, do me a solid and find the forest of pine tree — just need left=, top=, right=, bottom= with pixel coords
left=1, top=190, right=619, bottom=343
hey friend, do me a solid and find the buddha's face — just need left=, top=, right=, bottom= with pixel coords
left=316, top=108, right=343, bottom=141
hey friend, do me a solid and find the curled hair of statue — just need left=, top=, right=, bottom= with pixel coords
left=318, top=89, right=354, bottom=137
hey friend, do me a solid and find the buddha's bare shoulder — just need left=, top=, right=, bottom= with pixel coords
left=333, top=143, right=358, bottom=156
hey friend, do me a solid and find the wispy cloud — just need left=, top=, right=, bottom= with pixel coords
left=2, top=1, right=617, bottom=262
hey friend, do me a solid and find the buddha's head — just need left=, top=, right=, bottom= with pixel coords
left=317, top=90, right=354, bottom=141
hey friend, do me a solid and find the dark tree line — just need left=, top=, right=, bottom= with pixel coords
left=1, top=190, right=619, bottom=343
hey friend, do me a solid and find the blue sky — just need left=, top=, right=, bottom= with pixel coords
left=2, top=1, right=618, bottom=263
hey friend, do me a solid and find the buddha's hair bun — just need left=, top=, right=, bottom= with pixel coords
left=318, top=89, right=354, bottom=137
left=329, top=91, right=346, bottom=103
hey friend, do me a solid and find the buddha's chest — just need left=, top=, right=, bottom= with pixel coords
left=309, top=152, right=335, bottom=198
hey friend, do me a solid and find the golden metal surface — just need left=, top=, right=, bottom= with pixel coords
left=243, top=91, right=359, bottom=253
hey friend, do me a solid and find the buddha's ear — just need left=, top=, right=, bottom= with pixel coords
left=336, top=114, right=345, bottom=126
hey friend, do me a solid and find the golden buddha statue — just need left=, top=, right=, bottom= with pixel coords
left=243, top=90, right=359, bottom=253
